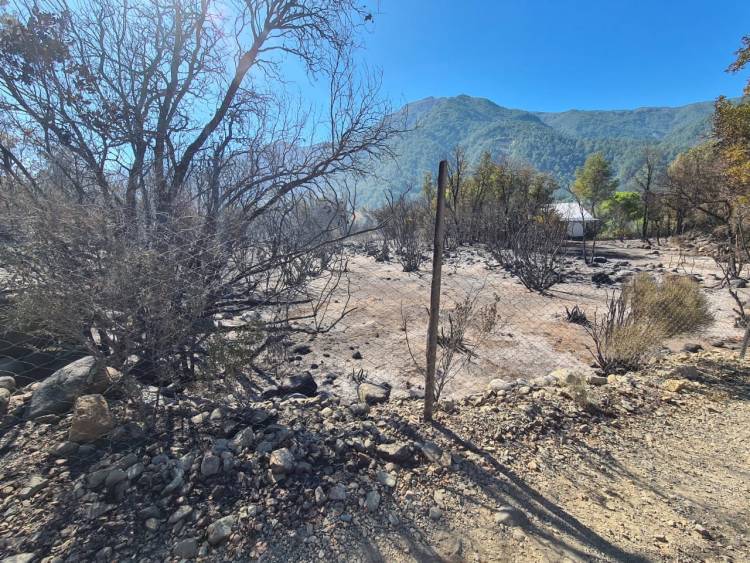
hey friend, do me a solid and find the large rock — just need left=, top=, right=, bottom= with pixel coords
left=68, top=394, right=114, bottom=443
left=357, top=382, right=391, bottom=405
left=28, top=356, right=111, bottom=418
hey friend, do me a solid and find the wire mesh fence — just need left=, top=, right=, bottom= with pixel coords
left=0, top=208, right=743, bottom=427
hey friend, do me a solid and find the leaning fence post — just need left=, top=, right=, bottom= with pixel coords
left=424, top=160, right=448, bottom=421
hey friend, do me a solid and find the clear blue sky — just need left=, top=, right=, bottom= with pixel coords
left=348, top=0, right=750, bottom=111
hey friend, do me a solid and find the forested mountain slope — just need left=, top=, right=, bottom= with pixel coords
left=356, top=95, right=714, bottom=207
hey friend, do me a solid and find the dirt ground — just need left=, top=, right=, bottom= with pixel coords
left=317, top=352, right=750, bottom=563
left=288, top=239, right=745, bottom=402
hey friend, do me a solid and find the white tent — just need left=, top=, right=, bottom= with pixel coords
left=550, top=202, right=598, bottom=238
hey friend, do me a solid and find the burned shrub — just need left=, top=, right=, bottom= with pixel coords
left=376, top=192, right=428, bottom=272
left=492, top=212, right=567, bottom=293
left=565, top=305, right=590, bottom=326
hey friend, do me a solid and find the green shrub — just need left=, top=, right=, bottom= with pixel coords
left=586, top=273, right=713, bottom=373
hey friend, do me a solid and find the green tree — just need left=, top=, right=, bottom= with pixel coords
left=601, top=192, right=643, bottom=240
left=572, top=152, right=619, bottom=217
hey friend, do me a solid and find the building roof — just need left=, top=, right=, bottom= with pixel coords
left=550, top=202, right=597, bottom=222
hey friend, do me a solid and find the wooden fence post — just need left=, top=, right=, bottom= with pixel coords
left=424, top=160, right=448, bottom=421
left=740, top=322, right=750, bottom=359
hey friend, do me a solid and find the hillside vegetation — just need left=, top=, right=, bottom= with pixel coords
left=357, top=95, right=713, bottom=207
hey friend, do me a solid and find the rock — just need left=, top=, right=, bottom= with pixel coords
left=592, top=272, right=613, bottom=285
left=206, top=515, right=235, bottom=545
left=487, top=379, right=514, bottom=392
left=168, top=505, right=193, bottom=524
left=549, top=368, right=584, bottom=386
left=585, top=375, right=608, bottom=386
left=493, top=505, right=523, bottom=526
left=145, top=517, right=160, bottom=531
left=19, top=475, right=48, bottom=499
left=68, top=394, right=114, bottom=443
left=530, top=375, right=556, bottom=388
left=662, top=379, right=689, bottom=393
left=201, top=454, right=221, bottom=477
left=111, top=422, right=146, bottom=445
left=352, top=350, right=363, bottom=360
left=0, top=388, right=10, bottom=415
left=365, top=490, right=380, bottom=512
left=262, top=372, right=317, bottom=398
left=0, top=375, right=16, bottom=392
left=292, top=344, right=312, bottom=355
left=376, top=471, right=396, bottom=488
left=349, top=402, right=370, bottom=417
left=420, top=441, right=443, bottom=463
left=314, top=486, right=327, bottom=505
left=669, top=365, right=701, bottom=380
left=34, top=414, right=60, bottom=425
left=28, top=357, right=111, bottom=418
left=429, top=506, right=443, bottom=520
left=730, top=278, right=747, bottom=289
left=1, top=554, right=35, bottom=563
left=174, top=538, right=199, bottom=559
left=328, top=484, right=347, bottom=501
left=105, top=468, right=127, bottom=489
left=357, top=382, right=390, bottom=405
left=230, top=427, right=255, bottom=452
left=51, top=441, right=79, bottom=458
left=269, top=448, right=295, bottom=474
left=375, top=442, right=412, bottom=464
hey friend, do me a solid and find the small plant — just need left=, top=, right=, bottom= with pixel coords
left=565, top=305, right=590, bottom=326
left=350, top=367, right=367, bottom=385
left=585, top=273, right=713, bottom=373
left=403, top=290, right=501, bottom=404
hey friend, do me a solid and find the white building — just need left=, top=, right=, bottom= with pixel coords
left=550, top=202, right=599, bottom=238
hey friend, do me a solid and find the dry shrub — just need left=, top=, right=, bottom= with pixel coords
left=586, top=273, right=713, bottom=373
left=403, top=290, right=501, bottom=403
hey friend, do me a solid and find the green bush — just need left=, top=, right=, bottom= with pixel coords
left=585, top=273, right=713, bottom=373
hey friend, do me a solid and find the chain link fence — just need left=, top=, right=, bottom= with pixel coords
left=1, top=217, right=739, bottom=424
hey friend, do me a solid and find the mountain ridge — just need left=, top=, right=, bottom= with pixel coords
left=357, top=95, right=715, bottom=207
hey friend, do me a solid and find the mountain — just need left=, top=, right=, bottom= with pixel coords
left=355, top=95, right=714, bottom=207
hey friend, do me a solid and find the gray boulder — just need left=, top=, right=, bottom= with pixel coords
left=27, top=357, right=110, bottom=418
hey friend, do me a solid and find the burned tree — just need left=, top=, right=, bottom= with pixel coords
left=0, top=0, right=397, bottom=390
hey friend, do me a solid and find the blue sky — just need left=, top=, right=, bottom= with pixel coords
left=336, top=0, right=750, bottom=112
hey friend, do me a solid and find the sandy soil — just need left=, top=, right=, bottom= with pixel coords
left=285, top=240, right=745, bottom=402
